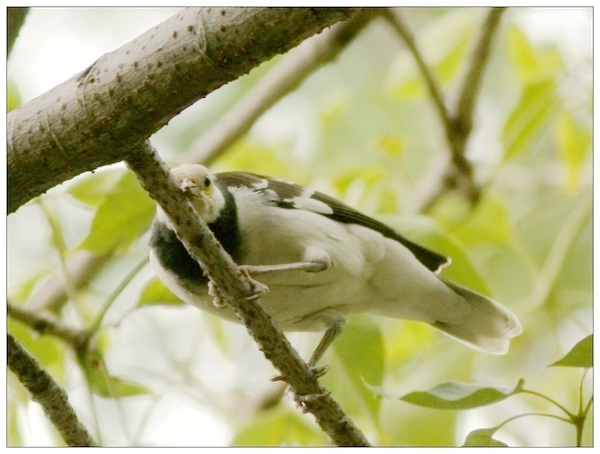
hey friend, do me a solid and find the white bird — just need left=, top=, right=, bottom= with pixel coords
left=149, top=164, right=522, bottom=367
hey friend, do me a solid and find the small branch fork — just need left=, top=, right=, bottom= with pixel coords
left=125, top=142, right=371, bottom=447
left=382, top=7, right=507, bottom=212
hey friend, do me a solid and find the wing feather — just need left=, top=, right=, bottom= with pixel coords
left=216, top=171, right=449, bottom=272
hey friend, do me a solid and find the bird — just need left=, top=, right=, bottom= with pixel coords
left=149, top=164, right=522, bottom=368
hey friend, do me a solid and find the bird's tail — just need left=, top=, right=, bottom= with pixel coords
left=431, top=277, right=522, bottom=354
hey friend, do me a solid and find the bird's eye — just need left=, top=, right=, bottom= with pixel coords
left=204, top=177, right=211, bottom=188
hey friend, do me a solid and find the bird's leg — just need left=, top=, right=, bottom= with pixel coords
left=241, top=260, right=329, bottom=276
left=270, top=318, right=345, bottom=381
left=307, top=318, right=345, bottom=368
left=271, top=318, right=345, bottom=412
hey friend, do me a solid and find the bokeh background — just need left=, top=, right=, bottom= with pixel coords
left=7, top=7, right=593, bottom=446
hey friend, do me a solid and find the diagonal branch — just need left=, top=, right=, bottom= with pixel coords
left=125, top=141, right=370, bottom=447
left=8, top=334, right=98, bottom=447
left=7, top=7, right=357, bottom=214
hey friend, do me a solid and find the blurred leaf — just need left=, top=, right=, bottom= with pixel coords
left=138, top=277, right=184, bottom=307
left=79, top=172, right=155, bottom=254
left=556, top=111, right=591, bottom=193
left=7, top=78, right=22, bottom=112
left=506, top=25, right=563, bottom=85
left=39, top=201, right=68, bottom=256
left=214, top=138, right=298, bottom=180
left=502, top=80, right=558, bottom=160
left=369, top=378, right=525, bottom=410
left=80, top=350, right=152, bottom=398
left=8, top=319, right=65, bottom=378
left=6, top=400, right=24, bottom=447
left=9, top=269, right=52, bottom=303
left=383, top=320, right=436, bottom=366
left=332, top=317, right=384, bottom=420
left=435, top=34, right=469, bottom=83
left=69, top=168, right=127, bottom=206
left=375, top=135, right=404, bottom=158
left=452, top=195, right=511, bottom=246
left=232, top=407, right=327, bottom=446
left=462, top=428, right=508, bottom=447
left=549, top=335, right=592, bottom=368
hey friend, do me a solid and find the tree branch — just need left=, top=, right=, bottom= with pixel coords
left=185, top=9, right=377, bottom=165
left=7, top=7, right=29, bottom=56
left=383, top=8, right=506, bottom=212
left=8, top=7, right=357, bottom=214
left=8, top=334, right=98, bottom=447
left=125, top=142, right=370, bottom=446
left=26, top=250, right=114, bottom=314
left=380, top=8, right=450, bottom=130
left=8, top=303, right=89, bottom=352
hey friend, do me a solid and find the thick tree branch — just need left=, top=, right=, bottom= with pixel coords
left=8, top=7, right=356, bottom=214
left=125, top=142, right=370, bottom=447
left=8, top=335, right=98, bottom=447
left=185, top=9, right=377, bottom=165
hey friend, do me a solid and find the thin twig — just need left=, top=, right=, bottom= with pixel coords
left=7, top=7, right=29, bottom=56
left=8, top=303, right=89, bottom=352
left=125, top=141, right=370, bottom=447
left=379, top=8, right=450, bottom=130
left=26, top=248, right=114, bottom=316
left=8, top=334, right=98, bottom=447
left=185, top=9, right=377, bottom=165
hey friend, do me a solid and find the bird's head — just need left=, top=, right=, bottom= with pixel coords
left=171, top=164, right=225, bottom=223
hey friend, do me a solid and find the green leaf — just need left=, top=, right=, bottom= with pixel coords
left=8, top=319, right=65, bottom=377
left=506, top=25, right=563, bottom=85
left=69, top=168, right=127, bottom=206
left=80, top=350, right=152, bottom=398
left=556, top=111, right=591, bottom=193
left=435, top=34, right=469, bottom=84
left=549, top=335, right=592, bottom=368
left=79, top=172, right=155, bottom=254
left=138, top=277, right=184, bottom=307
left=462, top=428, right=508, bottom=447
left=232, top=407, right=327, bottom=446
left=7, top=78, right=22, bottom=112
left=331, top=317, right=384, bottom=420
left=371, top=379, right=525, bottom=410
left=502, top=80, right=558, bottom=160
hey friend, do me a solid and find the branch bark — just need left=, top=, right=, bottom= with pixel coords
left=125, top=142, right=370, bottom=446
left=7, top=7, right=357, bottom=214
left=8, top=335, right=98, bottom=447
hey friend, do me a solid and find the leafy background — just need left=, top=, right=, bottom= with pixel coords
left=7, top=7, right=592, bottom=447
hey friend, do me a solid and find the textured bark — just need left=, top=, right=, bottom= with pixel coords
left=8, top=7, right=356, bottom=214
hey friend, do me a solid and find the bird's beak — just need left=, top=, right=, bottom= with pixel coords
left=180, top=177, right=196, bottom=192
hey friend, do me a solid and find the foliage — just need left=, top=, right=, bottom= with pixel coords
left=7, top=7, right=592, bottom=447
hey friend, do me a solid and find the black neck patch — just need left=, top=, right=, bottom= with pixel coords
left=150, top=182, right=243, bottom=286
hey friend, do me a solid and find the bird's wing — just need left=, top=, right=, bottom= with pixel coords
left=215, top=171, right=449, bottom=272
